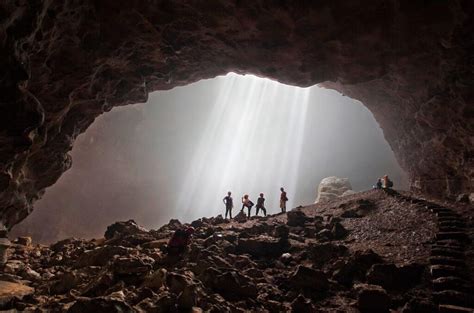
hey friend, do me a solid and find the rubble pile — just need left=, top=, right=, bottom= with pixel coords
left=1, top=190, right=471, bottom=312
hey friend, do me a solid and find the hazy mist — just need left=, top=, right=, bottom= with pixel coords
left=11, top=73, right=408, bottom=243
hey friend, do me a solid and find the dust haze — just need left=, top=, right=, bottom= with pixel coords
left=11, top=74, right=408, bottom=243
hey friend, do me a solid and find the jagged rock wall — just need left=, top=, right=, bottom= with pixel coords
left=0, top=0, right=473, bottom=229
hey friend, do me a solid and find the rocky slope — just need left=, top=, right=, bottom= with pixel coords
left=1, top=189, right=472, bottom=312
left=1, top=1, right=473, bottom=229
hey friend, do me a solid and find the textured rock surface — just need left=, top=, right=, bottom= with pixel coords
left=0, top=190, right=449, bottom=311
left=315, top=176, right=355, bottom=203
left=0, top=1, right=473, bottom=228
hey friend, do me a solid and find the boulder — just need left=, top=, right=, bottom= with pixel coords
left=142, top=268, right=167, bottom=289
left=15, top=236, right=32, bottom=246
left=0, top=281, right=34, bottom=306
left=287, top=210, right=309, bottom=227
left=356, top=284, right=390, bottom=313
left=331, top=222, right=349, bottom=239
left=309, top=243, right=348, bottom=266
left=315, top=176, right=354, bottom=203
left=289, top=265, right=328, bottom=291
left=75, top=245, right=131, bottom=268
left=50, top=271, right=81, bottom=294
left=237, top=236, right=286, bottom=257
left=367, top=263, right=424, bottom=290
left=213, top=271, right=257, bottom=300
left=67, top=296, right=134, bottom=313
left=274, top=224, right=290, bottom=239
left=233, top=211, right=248, bottom=223
left=104, top=220, right=148, bottom=240
left=333, top=249, right=383, bottom=286
left=111, top=255, right=154, bottom=276
left=290, top=294, right=315, bottom=313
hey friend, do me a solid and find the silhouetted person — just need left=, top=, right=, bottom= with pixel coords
left=256, top=193, right=267, bottom=216
left=223, top=191, right=233, bottom=219
left=280, top=187, right=288, bottom=213
left=241, top=194, right=254, bottom=218
left=374, top=178, right=382, bottom=189
left=165, top=226, right=194, bottom=256
left=382, top=175, right=393, bottom=189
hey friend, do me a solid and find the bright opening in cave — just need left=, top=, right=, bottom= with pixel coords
left=11, top=73, right=408, bottom=243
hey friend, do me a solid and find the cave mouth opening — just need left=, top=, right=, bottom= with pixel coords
left=11, top=73, right=408, bottom=243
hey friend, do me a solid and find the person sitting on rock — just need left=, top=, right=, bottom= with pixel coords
left=374, top=178, right=382, bottom=189
left=280, top=187, right=288, bottom=213
left=241, top=194, right=254, bottom=218
left=223, top=191, right=233, bottom=219
left=381, top=175, right=394, bottom=189
left=166, top=226, right=195, bottom=255
left=255, top=193, right=267, bottom=216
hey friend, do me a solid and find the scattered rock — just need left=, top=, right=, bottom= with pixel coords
left=287, top=210, right=309, bottom=227
left=104, top=220, right=148, bottom=240
left=15, top=237, right=32, bottom=246
left=237, top=236, right=286, bottom=257
left=356, top=284, right=390, bottom=313
left=289, top=265, right=328, bottom=292
left=367, top=263, right=424, bottom=290
left=331, top=222, right=349, bottom=239
left=67, top=296, right=134, bottom=313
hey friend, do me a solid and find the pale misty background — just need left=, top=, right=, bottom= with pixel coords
left=12, top=73, right=408, bottom=243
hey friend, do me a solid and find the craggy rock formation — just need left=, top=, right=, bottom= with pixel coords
left=315, top=176, right=355, bottom=203
left=5, top=189, right=474, bottom=311
left=0, top=1, right=473, bottom=228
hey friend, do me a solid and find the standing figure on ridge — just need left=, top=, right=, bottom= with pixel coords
left=223, top=191, right=233, bottom=219
left=280, top=187, right=288, bottom=213
left=241, top=194, right=254, bottom=218
left=255, top=193, right=267, bottom=216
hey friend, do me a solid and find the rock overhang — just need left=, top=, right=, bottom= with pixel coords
left=0, top=0, right=473, bottom=229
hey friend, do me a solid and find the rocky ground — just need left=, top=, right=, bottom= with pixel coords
left=0, top=189, right=472, bottom=312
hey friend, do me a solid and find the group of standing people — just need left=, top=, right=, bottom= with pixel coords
left=222, top=187, right=289, bottom=219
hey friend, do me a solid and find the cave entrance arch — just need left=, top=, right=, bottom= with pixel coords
left=11, top=73, right=408, bottom=242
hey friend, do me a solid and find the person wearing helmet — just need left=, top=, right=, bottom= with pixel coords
left=255, top=193, right=267, bottom=216
left=166, top=226, right=195, bottom=255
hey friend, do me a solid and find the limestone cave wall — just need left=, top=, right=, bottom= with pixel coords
left=0, top=0, right=473, bottom=229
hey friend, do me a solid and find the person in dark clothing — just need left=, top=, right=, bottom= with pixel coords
left=223, top=191, right=233, bottom=219
left=374, top=178, right=382, bottom=189
left=280, top=187, right=288, bottom=213
left=241, top=194, right=254, bottom=218
left=165, top=226, right=195, bottom=256
left=255, top=193, right=267, bottom=216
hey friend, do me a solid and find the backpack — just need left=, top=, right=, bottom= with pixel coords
left=247, top=200, right=254, bottom=208
left=387, top=180, right=394, bottom=188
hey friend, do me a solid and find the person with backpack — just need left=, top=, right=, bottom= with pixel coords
left=165, top=226, right=195, bottom=256
left=223, top=191, right=234, bottom=219
left=280, top=187, right=288, bottom=213
left=255, top=193, right=267, bottom=216
left=241, top=194, right=254, bottom=218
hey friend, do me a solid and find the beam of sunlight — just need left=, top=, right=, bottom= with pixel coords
left=176, top=73, right=310, bottom=220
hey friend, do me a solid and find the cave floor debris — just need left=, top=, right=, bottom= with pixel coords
left=2, top=189, right=473, bottom=312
